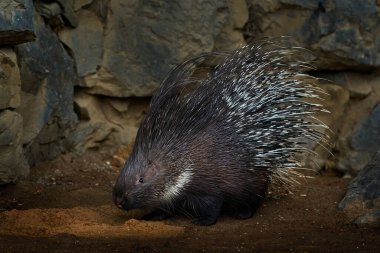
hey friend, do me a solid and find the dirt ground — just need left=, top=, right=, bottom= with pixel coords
left=1, top=149, right=379, bottom=253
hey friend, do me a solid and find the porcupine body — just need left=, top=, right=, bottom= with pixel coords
left=113, top=40, right=328, bottom=225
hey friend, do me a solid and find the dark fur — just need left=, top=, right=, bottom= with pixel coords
left=113, top=41, right=326, bottom=225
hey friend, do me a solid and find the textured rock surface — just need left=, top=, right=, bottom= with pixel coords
left=0, top=110, right=29, bottom=184
left=74, top=0, right=94, bottom=11
left=0, top=49, right=21, bottom=109
left=0, top=48, right=26, bottom=184
left=349, top=103, right=380, bottom=172
left=339, top=148, right=380, bottom=227
left=246, top=0, right=380, bottom=69
left=15, top=13, right=78, bottom=165
left=319, top=72, right=373, bottom=99
left=56, top=0, right=79, bottom=27
left=320, top=72, right=380, bottom=174
left=59, top=10, right=103, bottom=77
left=84, top=0, right=229, bottom=97
left=0, top=0, right=35, bottom=45
left=214, top=0, right=248, bottom=51
left=71, top=91, right=148, bottom=154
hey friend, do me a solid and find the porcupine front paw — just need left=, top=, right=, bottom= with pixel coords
left=192, top=196, right=223, bottom=226
left=141, top=209, right=171, bottom=221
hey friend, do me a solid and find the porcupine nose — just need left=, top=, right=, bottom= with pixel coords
left=112, top=187, right=124, bottom=209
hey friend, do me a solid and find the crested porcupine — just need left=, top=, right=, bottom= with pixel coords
left=113, top=40, right=329, bottom=225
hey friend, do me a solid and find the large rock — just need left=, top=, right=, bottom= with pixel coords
left=0, top=0, right=35, bottom=45
left=70, top=90, right=148, bottom=154
left=84, top=0, right=230, bottom=97
left=246, top=0, right=380, bottom=69
left=0, top=48, right=28, bottom=183
left=214, top=0, right=249, bottom=51
left=0, top=110, right=29, bottom=184
left=349, top=103, right=380, bottom=172
left=59, top=10, right=103, bottom=77
left=320, top=72, right=380, bottom=174
left=35, top=0, right=78, bottom=28
left=339, top=148, right=380, bottom=227
left=318, top=72, right=373, bottom=99
left=0, top=48, right=21, bottom=109
left=15, top=12, right=78, bottom=165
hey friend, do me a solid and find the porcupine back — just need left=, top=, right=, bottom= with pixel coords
left=114, top=40, right=329, bottom=225
left=136, top=41, right=328, bottom=181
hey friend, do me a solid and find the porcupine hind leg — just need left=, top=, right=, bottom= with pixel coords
left=229, top=183, right=268, bottom=219
left=233, top=171, right=269, bottom=219
left=234, top=206, right=255, bottom=219
left=141, top=208, right=172, bottom=221
left=234, top=196, right=265, bottom=219
left=191, top=195, right=224, bottom=226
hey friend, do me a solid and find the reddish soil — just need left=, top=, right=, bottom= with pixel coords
left=0, top=150, right=379, bottom=253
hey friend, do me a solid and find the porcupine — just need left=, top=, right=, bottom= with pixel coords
left=113, top=40, right=329, bottom=225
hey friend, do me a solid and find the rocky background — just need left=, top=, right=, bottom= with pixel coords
left=1, top=0, right=380, bottom=224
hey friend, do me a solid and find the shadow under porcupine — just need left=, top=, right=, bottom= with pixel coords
left=113, top=40, right=329, bottom=225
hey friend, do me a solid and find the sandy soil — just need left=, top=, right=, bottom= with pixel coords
left=0, top=149, right=379, bottom=253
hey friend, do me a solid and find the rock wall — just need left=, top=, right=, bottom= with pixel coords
left=245, top=0, right=380, bottom=174
left=61, top=0, right=248, bottom=154
left=1, top=0, right=35, bottom=184
left=1, top=0, right=380, bottom=184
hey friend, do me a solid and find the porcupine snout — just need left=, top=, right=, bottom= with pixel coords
left=113, top=174, right=138, bottom=211
left=113, top=189, right=136, bottom=211
left=113, top=174, right=134, bottom=210
left=112, top=185, right=124, bottom=209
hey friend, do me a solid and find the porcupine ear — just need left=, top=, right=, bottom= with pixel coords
left=149, top=52, right=228, bottom=108
left=137, top=52, right=224, bottom=153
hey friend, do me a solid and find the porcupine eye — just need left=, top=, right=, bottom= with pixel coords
left=138, top=177, right=144, bottom=183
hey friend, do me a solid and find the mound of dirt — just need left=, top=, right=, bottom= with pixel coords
left=0, top=206, right=184, bottom=237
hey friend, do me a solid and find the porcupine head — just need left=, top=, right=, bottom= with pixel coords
left=113, top=41, right=329, bottom=225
